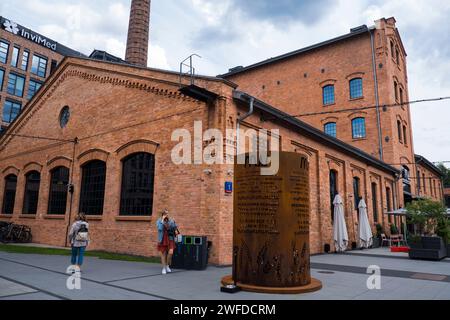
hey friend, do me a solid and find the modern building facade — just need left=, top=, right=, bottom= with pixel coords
left=0, top=16, right=84, bottom=131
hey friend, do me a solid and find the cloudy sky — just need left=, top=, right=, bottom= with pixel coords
left=1, top=0, right=449, bottom=165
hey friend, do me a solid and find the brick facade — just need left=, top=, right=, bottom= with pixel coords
left=125, top=0, right=151, bottom=66
left=222, top=17, right=443, bottom=208
left=0, top=57, right=400, bottom=264
left=0, top=16, right=443, bottom=265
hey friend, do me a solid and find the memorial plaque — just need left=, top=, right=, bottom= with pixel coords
left=222, top=152, right=322, bottom=293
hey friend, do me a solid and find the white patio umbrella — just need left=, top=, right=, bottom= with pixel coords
left=358, top=199, right=373, bottom=248
left=333, top=194, right=348, bottom=252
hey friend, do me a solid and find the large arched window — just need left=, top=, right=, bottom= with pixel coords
left=2, top=174, right=17, bottom=214
left=324, top=122, right=337, bottom=138
left=120, top=152, right=155, bottom=216
left=351, top=117, right=366, bottom=139
left=402, top=165, right=411, bottom=195
left=79, top=160, right=106, bottom=215
left=349, top=78, right=363, bottom=99
left=48, top=166, right=69, bottom=215
left=329, top=170, right=338, bottom=222
left=23, top=171, right=40, bottom=214
left=322, top=85, right=335, bottom=105
left=353, top=177, right=360, bottom=210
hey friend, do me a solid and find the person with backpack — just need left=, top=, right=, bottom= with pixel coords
left=68, top=213, right=89, bottom=272
left=156, top=209, right=179, bottom=275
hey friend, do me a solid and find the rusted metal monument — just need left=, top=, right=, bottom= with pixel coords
left=221, top=152, right=322, bottom=293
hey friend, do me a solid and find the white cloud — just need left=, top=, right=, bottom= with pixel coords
left=148, top=44, right=171, bottom=70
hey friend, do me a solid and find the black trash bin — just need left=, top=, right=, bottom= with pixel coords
left=171, top=235, right=209, bottom=270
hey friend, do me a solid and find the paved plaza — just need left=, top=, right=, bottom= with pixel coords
left=0, top=248, right=449, bottom=300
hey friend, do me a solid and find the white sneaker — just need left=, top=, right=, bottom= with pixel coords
left=166, top=266, right=172, bottom=273
left=162, top=267, right=167, bottom=275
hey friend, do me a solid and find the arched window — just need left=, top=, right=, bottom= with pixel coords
left=324, top=122, right=337, bottom=138
left=399, top=87, right=404, bottom=105
left=351, top=117, right=366, bottom=139
left=402, top=165, right=410, bottom=181
left=120, top=152, right=155, bottom=216
left=48, top=166, right=69, bottom=215
left=403, top=125, right=407, bottom=145
left=417, top=169, right=421, bottom=190
left=353, top=177, right=360, bottom=210
left=394, top=81, right=398, bottom=100
left=2, top=174, right=17, bottom=214
left=23, top=171, right=40, bottom=214
left=397, top=120, right=402, bottom=142
left=371, top=182, right=378, bottom=223
left=322, top=85, right=335, bottom=105
left=349, top=78, right=363, bottom=99
left=329, top=170, right=338, bottom=222
left=79, top=160, right=106, bottom=215
left=423, top=173, right=426, bottom=192
left=433, top=180, right=436, bottom=197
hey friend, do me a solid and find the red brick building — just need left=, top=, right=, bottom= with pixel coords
left=0, top=3, right=443, bottom=264
left=221, top=17, right=443, bottom=208
left=0, top=56, right=400, bottom=264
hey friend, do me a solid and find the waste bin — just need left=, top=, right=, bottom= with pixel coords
left=171, top=235, right=209, bottom=270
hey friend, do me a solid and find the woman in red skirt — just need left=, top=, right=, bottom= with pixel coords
left=156, top=209, right=178, bottom=274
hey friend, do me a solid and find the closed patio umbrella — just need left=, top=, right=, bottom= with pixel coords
left=358, top=199, right=373, bottom=248
left=333, top=194, right=348, bottom=252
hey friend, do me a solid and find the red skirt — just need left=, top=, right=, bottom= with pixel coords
left=157, top=229, right=176, bottom=253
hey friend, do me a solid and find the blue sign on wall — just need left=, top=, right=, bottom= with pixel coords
left=225, top=182, right=233, bottom=193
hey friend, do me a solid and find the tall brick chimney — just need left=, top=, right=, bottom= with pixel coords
left=125, top=0, right=151, bottom=66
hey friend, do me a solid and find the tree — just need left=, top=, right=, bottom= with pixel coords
left=406, top=198, right=448, bottom=237
left=436, top=163, right=450, bottom=188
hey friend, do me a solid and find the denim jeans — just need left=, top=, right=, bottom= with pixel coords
left=71, top=246, right=86, bottom=266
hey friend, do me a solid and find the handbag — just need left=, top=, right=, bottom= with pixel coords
left=174, top=228, right=182, bottom=243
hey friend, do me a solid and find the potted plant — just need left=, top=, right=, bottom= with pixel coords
left=408, top=234, right=422, bottom=249
left=390, top=224, right=398, bottom=235
left=406, top=199, right=448, bottom=260
left=436, top=217, right=450, bottom=257
left=372, top=223, right=383, bottom=248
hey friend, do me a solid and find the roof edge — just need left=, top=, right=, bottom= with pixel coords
left=415, top=154, right=443, bottom=177
left=219, top=26, right=375, bottom=78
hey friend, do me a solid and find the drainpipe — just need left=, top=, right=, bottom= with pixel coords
left=393, top=173, right=400, bottom=210
left=368, top=27, right=383, bottom=161
left=236, top=96, right=255, bottom=152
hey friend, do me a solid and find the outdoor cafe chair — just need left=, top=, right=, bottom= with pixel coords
left=381, top=233, right=391, bottom=247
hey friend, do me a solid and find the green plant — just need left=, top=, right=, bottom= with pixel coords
left=375, top=223, right=383, bottom=238
left=390, top=224, right=398, bottom=235
left=409, top=234, right=422, bottom=245
left=436, top=219, right=450, bottom=244
left=406, top=199, right=447, bottom=236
